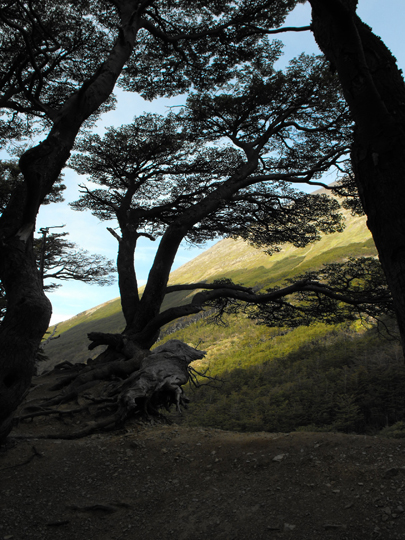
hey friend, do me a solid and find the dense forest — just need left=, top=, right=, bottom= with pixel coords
left=165, top=316, right=405, bottom=436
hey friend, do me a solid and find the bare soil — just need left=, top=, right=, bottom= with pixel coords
left=2, top=373, right=405, bottom=540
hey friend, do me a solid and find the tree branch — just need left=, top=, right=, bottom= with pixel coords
left=165, top=281, right=254, bottom=295
left=107, top=227, right=122, bottom=242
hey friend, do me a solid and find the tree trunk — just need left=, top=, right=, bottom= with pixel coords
left=116, top=228, right=140, bottom=327
left=0, top=7, right=142, bottom=441
left=0, top=237, right=51, bottom=442
left=308, top=0, right=405, bottom=346
left=123, top=159, right=262, bottom=348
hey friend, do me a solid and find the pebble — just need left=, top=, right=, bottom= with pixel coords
left=284, top=523, right=296, bottom=531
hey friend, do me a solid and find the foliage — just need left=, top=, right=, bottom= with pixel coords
left=70, top=53, right=351, bottom=250
left=0, top=160, right=115, bottom=319
left=250, top=257, right=393, bottom=328
left=0, top=159, right=115, bottom=316
left=43, top=214, right=376, bottom=366
left=35, top=231, right=116, bottom=291
left=0, top=0, right=301, bottom=143
left=379, top=422, right=405, bottom=439
left=173, top=319, right=405, bottom=435
left=65, top=52, right=359, bottom=350
left=3, top=0, right=404, bottom=440
left=0, top=229, right=116, bottom=320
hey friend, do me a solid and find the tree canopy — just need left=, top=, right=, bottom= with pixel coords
left=68, top=52, right=353, bottom=349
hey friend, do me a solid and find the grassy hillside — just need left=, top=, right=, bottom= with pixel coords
left=43, top=200, right=375, bottom=365
left=159, top=312, right=404, bottom=434
left=41, top=199, right=405, bottom=436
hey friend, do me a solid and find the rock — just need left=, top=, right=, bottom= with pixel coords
left=383, top=468, right=400, bottom=478
left=284, top=523, right=296, bottom=531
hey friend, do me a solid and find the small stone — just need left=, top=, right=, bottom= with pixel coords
left=273, top=454, right=285, bottom=462
left=383, top=468, right=399, bottom=479
left=284, top=523, right=296, bottom=531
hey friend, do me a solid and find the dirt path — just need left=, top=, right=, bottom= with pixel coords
left=2, top=423, right=405, bottom=540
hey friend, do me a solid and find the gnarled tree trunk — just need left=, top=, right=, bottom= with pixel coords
left=309, top=0, right=405, bottom=347
left=0, top=8, right=142, bottom=443
left=0, top=238, right=51, bottom=442
left=17, top=340, right=206, bottom=439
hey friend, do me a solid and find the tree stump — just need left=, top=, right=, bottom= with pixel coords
left=17, top=340, right=206, bottom=439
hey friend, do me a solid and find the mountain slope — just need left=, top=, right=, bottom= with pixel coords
left=43, top=202, right=375, bottom=366
left=38, top=201, right=405, bottom=438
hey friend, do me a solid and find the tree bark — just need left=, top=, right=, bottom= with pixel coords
left=0, top=238, right=51, bottom=442
left=116, top=228, right=140, bottom=327
left=308, top=0, right=405, bottom=347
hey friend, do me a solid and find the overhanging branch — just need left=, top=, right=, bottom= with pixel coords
left=136, top=274, right=392, bottom=346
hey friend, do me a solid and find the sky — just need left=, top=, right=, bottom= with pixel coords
left=33, top=0, right=405, bottom=325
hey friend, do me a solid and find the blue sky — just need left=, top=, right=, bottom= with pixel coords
left=34, top=1, right=405, bottom=325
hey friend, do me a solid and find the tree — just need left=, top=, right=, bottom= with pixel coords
left=19, top=52, right=395, bottom=439
left=4, top=0, right=401, bottom=441
left=303, top=0, right=405, bottom=348
left=0, top=159, right=65, bottom=322
left=35, top=231, right=116, bottom=290
left=0, top=0, right=306, bottom=441
left=246, top=257, right=394, bottom=330
left=69, top=53, right=350, bottom=351
left=0, top=230, right=116, bottom=320
left=0, top=159, right=65, bottom=211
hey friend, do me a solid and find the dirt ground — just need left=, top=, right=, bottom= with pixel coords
left=2, top=375, right=405, bottom=540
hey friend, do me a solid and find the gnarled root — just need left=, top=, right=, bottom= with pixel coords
left=17, top=340, right=206, bottom=439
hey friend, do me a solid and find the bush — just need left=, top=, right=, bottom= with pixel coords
left=379, top=421, right=405, bottom=439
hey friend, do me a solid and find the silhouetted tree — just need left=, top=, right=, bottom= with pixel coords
left=0, top=0, right=305, bottom=440
left=70, top=53, right=350, bottom=351
left=0, top=161, right=115, bottom=320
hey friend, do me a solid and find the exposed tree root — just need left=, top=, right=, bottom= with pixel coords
left=15, top=406, right=89, bottom=422
left=0, top=445, right=43, bottom=470
left=17, top=340, right=206, bottom=439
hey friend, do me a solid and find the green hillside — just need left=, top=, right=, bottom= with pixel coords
left=41, top=200, right=405, bottom=436
left=170, top=317, right=405, bottom=435
left=43, top=199, right=375, bottom=366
